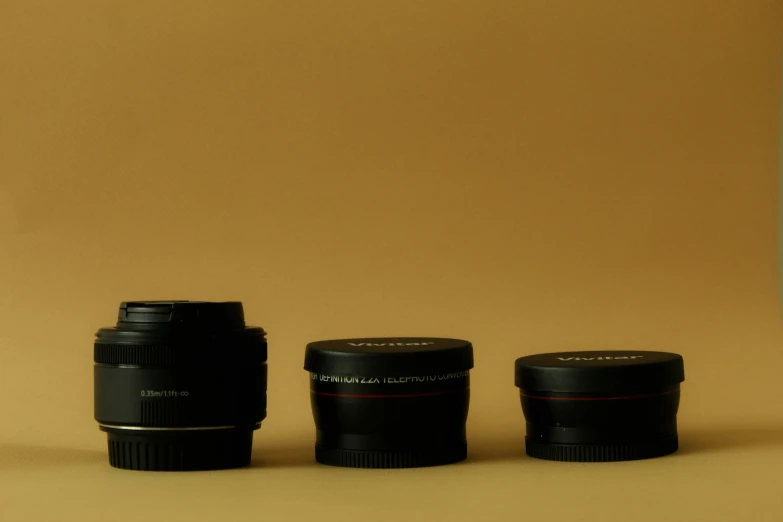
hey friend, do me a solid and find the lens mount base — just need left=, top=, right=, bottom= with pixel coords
left=103, top=427, right=255, bottom=471
left=525, top=436, right=678, bottom=462
left=315, top=443, right=467, bottom=469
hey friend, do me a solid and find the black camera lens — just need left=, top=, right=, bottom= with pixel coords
left=515, top=351, right=684, bottom=462
left=94, top=301, right=267, bottom=471
left=304, top=337, right=473, bottom=468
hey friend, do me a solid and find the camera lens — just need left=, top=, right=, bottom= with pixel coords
left=94, top=301, right=267, bottom=471
left=514, top=351, right=684, bottom=462
left=304, top=337, right=473, bottom=468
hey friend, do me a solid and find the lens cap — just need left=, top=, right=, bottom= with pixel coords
left=515, top=351, right=684, bottom=394
left=118, top=301, right=246, bottom=328
left=305, top=337, right=474, bottom=376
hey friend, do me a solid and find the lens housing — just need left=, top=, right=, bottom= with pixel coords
left=94, top=301, right=267, bottom=471
left=515, top=350, right=684, bottom=462
left=305, top=337, right=473, bottom=468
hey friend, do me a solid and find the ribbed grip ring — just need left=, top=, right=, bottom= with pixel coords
left=95, top=344, right=176, bottom=365
left=94, top=341, right=266, bottom=366
left=105, top=430, right=254, bottom=471
left=525, top=437, right=678, bottom=462
left=314, top=444, right=467, bottom=468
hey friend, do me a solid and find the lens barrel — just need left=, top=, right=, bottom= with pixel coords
left=515, top=351, right=684, bottom=462
left=305, top=337, right=473, bottom=468
left=94, top=301, right=267, bottom=471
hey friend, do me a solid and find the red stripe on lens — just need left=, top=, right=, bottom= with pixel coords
left=312, top=387, right=469, bottom=399
left=521, top=388, right=679, bottom=401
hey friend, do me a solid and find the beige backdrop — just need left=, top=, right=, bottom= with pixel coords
left=2, top=1, right=783, bottom=521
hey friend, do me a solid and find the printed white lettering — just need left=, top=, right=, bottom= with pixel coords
left=556, top=356, right=645, bottom=361
left=346, top=342, right=436, bottom=347
left=312, top=371, right=469, bottom=384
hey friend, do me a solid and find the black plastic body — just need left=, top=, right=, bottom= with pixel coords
left=515, top=351, right=684, bottom=462
left=305, top=337, right=473, bottom=468
left=93, top=301, right=267, bottom=471
left=520, top=387, right=680, bottom=461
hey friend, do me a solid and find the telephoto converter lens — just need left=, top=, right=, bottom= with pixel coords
left=94, top=301, right=267, bottom=471
left=515, top=351, right=684, bottom=462
left=304, top=337, right=474, bottom=468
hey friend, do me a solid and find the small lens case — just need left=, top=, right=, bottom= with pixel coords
left=514, top=351, right=684, bottom=462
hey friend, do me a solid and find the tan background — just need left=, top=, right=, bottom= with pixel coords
left=2, top=1, right=783, bottom=520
